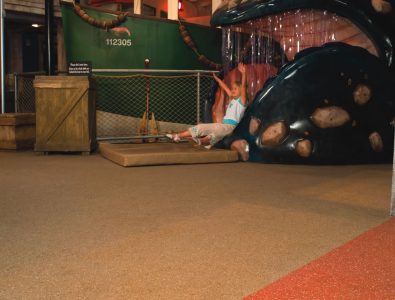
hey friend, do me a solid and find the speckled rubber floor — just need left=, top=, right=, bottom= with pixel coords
left=245, top=217, right=395, bottom=299
left=1, top=151, right=392, bottom=299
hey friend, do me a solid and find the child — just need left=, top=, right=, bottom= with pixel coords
left=166, top=63, right=247, bottom=148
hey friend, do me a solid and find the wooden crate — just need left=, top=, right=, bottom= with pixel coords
left=34, top=76, right=96, bottom=153
left=0, top=113, right=36, bottom=149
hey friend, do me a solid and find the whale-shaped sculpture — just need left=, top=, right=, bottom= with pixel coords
left=207, top=0, right=395, bottom=164
left=221, top=43, right=395, bottom=164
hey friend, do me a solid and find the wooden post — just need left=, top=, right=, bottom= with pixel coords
left=212, top=0, right=222, bottom=14
left=134, top=0, right=141, bottom=15
left=57, top=21, right=67, bottom=72
left=45, top=0, right=55, bottom=75
left=168, top=0, right=178, bottom=20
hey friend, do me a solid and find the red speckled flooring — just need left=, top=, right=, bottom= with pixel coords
left=245, top=217, right=395, bottom=300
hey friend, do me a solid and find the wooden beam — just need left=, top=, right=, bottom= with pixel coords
left=5, top=0, right=61, bottom=17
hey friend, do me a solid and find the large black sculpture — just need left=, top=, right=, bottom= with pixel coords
left=208, top=0, right=395, bottom=164
left=221, top=43, right=395, bottom=164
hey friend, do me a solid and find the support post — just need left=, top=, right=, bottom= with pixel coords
left=391, top=128, right=395, bottom=216
left=134, top=0, right=141, bottom=15
left=168, top=0, right=178, bottom=20
left=0, top=0, right=5, bottom=113
left=212, top=0, right=222, bottom=14
left=145, top=58, right=150, bottom=134
left=45, top=0, right=55, bottom=75
left=14, top=73, right=17, bottom=112
left=196, top=72, right=200, bottom=124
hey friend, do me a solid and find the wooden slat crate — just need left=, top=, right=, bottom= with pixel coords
left=0, top=113, right=36, bottom=149
left=33, top=76, right=96, bottom=153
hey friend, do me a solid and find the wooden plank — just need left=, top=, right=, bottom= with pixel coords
left=34, top=81, right=89, bottom=89
left=5, top=0, right=60, bottom=10
left=0, top=113, right=35, bottom=126
left=99, top=142, right=239, bottom=167
left=0, top=123, right=35, bottom=150
left=5, top=0, right=61, bottom=16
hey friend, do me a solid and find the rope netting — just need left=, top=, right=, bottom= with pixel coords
left=93, top=72, right=215, bottom=139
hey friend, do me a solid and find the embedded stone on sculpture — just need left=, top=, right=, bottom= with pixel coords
left=261, top=121, right=288, bottom=146
left=353, top=84, right=372, bottom=105
left=231, top=139, right=249, bottom=161
left=369, top=132, right=384, bottom=152
left=371, top=0, right=392, bottom=13
left=311, top=107, right=351, bottom=129
left=295, top=140, right=313, bottom=158
left=249, top=117, right=260, bottom=135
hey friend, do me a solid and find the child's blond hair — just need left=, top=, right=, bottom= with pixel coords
left=232, top=81, right=242, bottom=88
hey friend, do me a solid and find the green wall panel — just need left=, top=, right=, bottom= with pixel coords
left=61, top=5, right=222, bottom=70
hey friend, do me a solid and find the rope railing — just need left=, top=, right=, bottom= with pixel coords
left=93, top=69, right=217, bottom=141
left=13, top=69, right=218, bottom=142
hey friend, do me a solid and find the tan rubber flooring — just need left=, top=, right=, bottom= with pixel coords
left=0, top=150, right=392, bottom=299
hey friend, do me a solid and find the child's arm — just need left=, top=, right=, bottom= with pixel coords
left=238, top=63, right=247, bottom=105
left=213, top=73, right=232, bottom=98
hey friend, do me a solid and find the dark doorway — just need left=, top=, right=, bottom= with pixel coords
left=22, top=32, right=39, bottom=72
